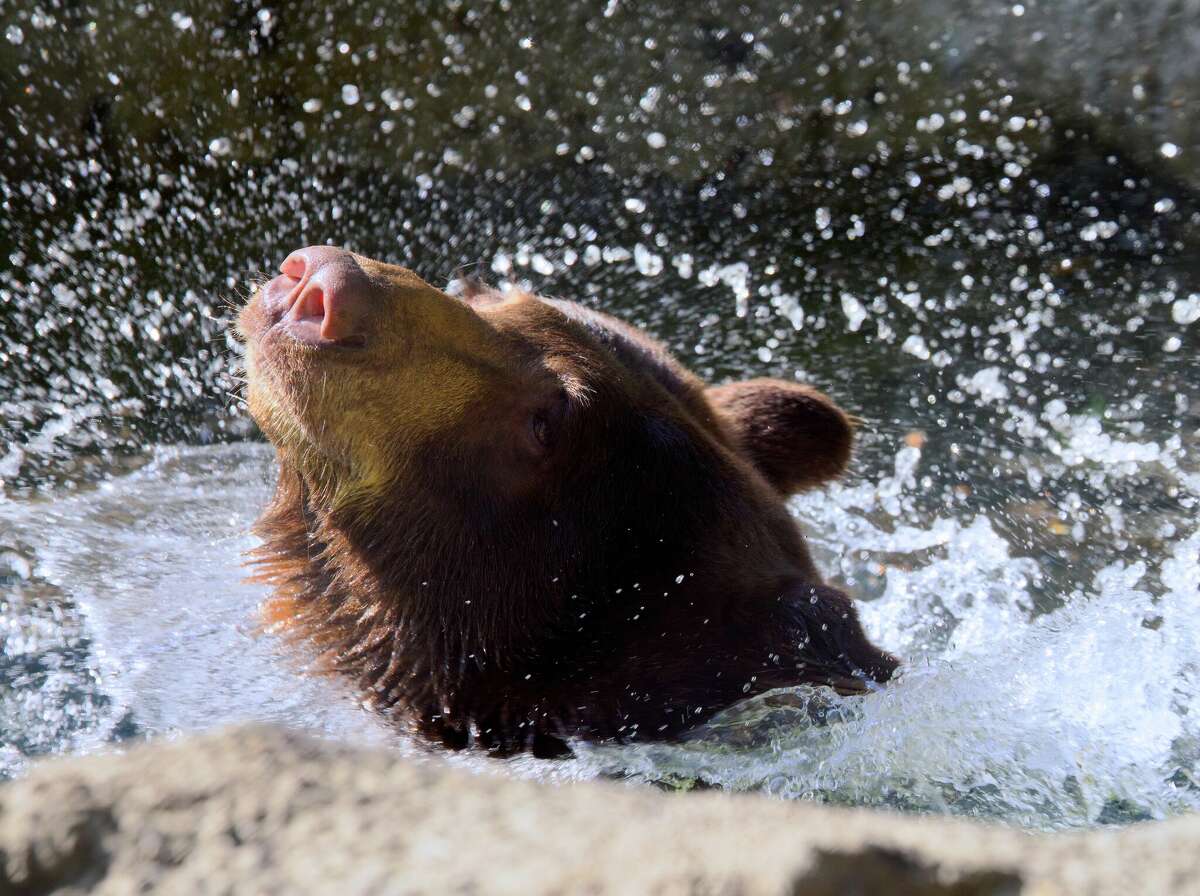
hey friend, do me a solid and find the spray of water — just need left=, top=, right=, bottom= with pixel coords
left=2, top=0, right=1198, bottom=831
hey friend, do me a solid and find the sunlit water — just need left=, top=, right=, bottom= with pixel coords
left=2, top=0, right=1200, bottom=834
left=2, top=437, right=1197, bottom=831
left=0, top=445, right=394, bottom=773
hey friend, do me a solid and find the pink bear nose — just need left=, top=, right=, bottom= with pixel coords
left=278, top=245, right=370, bottom=344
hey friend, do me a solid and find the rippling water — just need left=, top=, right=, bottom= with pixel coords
left=2, top=438, right=1197, bottom=830
left=2, top=0, right=1199, bottom=832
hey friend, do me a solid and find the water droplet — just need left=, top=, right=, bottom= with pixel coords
left=631, top=244, right=662, bottom=276
left=1171, top=296, right=1200, bottom=325
left=902, top=334, right=931, bottom=360
left=841, top=293, right=867, bottom=332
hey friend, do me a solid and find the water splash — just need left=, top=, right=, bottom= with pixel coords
left=2, top=442, right=1196, bottom=829
left=0, top=445, right=392, bottom=779
left=564, top=484, right=1200, bottom=830
left=1, top=0, right=1198, bottom=833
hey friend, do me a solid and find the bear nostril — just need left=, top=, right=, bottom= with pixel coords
left=280, top=252, right=308, bottom=281
left=273, top=245, right=367, bottom=345
left=291, top=284, right=325, bottom=324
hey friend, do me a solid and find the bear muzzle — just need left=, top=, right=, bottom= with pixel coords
left=259, top=245, right=374, bottom=349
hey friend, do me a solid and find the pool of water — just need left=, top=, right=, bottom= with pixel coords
left=2, top=434, right=1197, bottom=830
left=2, top=0, right=1199, bottom=833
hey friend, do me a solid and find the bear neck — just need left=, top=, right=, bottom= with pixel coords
left=250, top=460, right=583, bottom=710
left=249, top=454, right=831, bottom=738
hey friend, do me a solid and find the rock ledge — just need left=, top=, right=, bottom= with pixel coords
left=1, top=725, right=1198, bottom=894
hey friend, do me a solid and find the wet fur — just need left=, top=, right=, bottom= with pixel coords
left=243, top=271, right=897, bottom=756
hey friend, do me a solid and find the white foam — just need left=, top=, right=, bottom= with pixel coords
left=0, top=445, right=392, bottom=752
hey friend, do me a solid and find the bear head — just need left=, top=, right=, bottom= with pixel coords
left=237, top=245, right=897, bottom=755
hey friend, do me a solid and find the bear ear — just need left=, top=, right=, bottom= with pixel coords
left=706, top=378, right=855, bottom=494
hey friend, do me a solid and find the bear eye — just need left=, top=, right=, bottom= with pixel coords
left=530, top=389, right=568, bottom=452
left=531, top=410, right=552, bottom=449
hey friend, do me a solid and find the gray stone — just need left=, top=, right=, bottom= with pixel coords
left=1, top=725, right=1198, bottom=894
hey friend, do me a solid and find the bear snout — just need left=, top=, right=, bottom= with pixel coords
left=265, top=245, right=373, bottom=347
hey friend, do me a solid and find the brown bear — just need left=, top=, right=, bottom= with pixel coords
left=237, top=245, right=897, bottom=757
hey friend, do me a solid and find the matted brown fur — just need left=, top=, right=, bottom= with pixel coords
left=238, top=251, right=897, bottom=756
